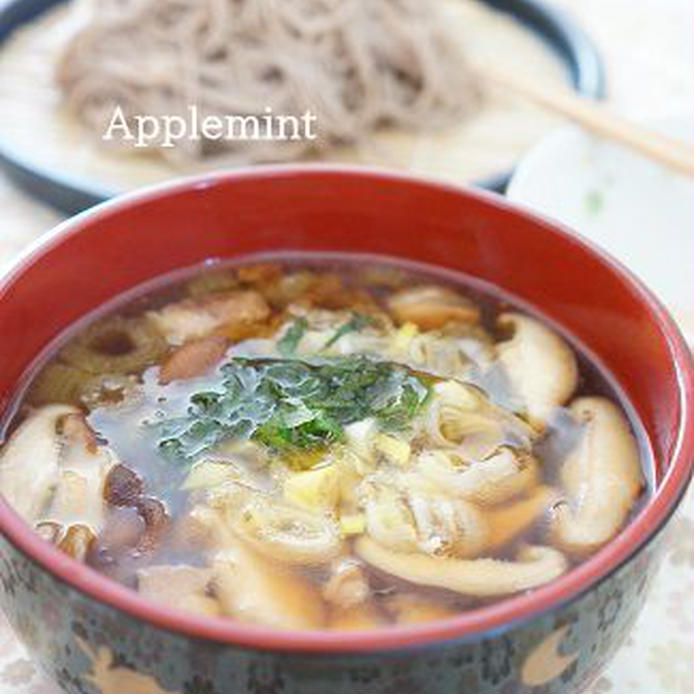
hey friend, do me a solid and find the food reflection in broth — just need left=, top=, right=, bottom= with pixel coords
left=0, top=258, right=647, bottom=630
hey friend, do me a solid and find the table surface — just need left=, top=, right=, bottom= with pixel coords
left=1, top=1, right=692, bottom=692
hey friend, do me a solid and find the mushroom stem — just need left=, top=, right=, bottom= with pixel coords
left=551, top=397, right=643, bottom=557
left=356, top=536, right=568, bottom=597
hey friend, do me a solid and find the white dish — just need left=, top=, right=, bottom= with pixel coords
left=507, top=118, right=694, bottom=343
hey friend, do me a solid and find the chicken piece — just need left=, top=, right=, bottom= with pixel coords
left=159, top=335, right=228, bottom=383
left=148, top=290, right=270, bottom=344
left=265, top=271, right=344, bottom=309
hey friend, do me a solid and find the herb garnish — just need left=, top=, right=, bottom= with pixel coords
left=323, top=313, right=374, bottom=350
left=277, top=318, right=307, bottom=356
left=157, top=356, right=430, bottom=462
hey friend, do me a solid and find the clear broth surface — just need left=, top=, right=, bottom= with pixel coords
left=0, top=255, right=651, bottom=630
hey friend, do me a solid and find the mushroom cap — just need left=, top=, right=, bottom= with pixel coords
left=496, top=313, right=578, bottom=426
left=551, top=396, right=644, bottom=557
left=0, top=405, right=78, bottom=523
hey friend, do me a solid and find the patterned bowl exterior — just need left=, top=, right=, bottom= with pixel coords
left=0, top=523, right=668, bottom=694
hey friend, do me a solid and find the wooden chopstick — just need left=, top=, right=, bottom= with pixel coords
left=476, top=63, right=694, bottom=178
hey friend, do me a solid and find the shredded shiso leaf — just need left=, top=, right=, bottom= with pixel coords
left=157, top=355, right=430, bottom=462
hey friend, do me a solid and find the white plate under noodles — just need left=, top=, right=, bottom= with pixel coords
left=0, top=0, right=567, bottom=195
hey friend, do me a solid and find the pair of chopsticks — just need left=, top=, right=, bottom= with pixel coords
left=476, top=63, right=694, bottom=178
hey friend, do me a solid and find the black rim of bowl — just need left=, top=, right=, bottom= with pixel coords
left=0, top=0, right=605, bottom=215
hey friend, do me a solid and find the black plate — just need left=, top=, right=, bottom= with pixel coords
left=0, top=0, right=605, bottom=215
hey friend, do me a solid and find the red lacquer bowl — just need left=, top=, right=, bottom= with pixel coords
left=0, top=167, right=692, bottom=694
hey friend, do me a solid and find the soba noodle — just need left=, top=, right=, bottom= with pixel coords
left=55, top=0, right=480, bottom=165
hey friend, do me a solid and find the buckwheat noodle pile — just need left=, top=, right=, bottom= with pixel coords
left=56, top=0, right=480, bottom=164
